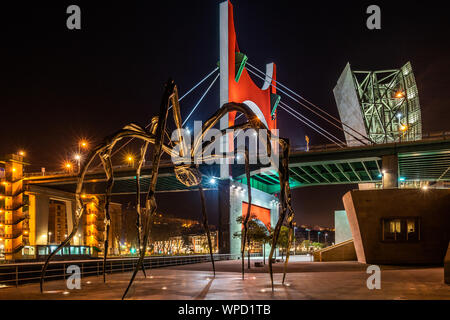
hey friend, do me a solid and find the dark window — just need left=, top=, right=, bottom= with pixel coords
left=382, top=218, right=420, bottom=241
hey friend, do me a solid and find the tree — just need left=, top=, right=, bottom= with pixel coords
left=234, top=215, right=272, bottom=267
left=276, top=226, right=290, bottom=260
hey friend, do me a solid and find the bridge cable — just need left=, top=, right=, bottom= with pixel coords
left=105, top=67, right=220, bottom=162
left=244, top=68, right=347, bottom=146
left=182, top=73, right=220, bottom=127
left=246, top=63, right=372, bottom=145
left=279, top=101, right=347, bottom=147
left=278, top=103, right=346, bottom=148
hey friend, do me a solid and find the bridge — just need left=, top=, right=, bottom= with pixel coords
left=2, top=0, right=449, bottom=264
left=24, top=132, right=450, bottom=195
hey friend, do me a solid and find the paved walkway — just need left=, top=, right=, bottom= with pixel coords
left=0, top=258, right=449, bottom=300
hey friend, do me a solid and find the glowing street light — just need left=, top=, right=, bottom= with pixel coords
left=64, top=162, right=73, bottom=173
left=400, top=125, right=408, bottom=132
left=395, top=91, right=405, bottom=99
left=126, top=154, right=135, bottom=167
left=209, top=177, right=217, bottom=185
left=79, top=140, right=88, bottom=149
left=18, top=150, right=26, bottom=157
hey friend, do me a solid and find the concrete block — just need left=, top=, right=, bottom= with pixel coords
left=445, top=242, right=450, bottom=284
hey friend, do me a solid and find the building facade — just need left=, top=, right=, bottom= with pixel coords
left=0, top=154, right=122, bottom=261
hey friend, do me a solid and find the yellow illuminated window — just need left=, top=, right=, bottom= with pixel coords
left=389, top=220, right=401, bottom=233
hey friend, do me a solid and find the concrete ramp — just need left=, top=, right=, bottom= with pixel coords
left=313, top=239, right=357, bottom=262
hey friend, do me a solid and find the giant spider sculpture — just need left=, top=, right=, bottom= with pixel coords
left=40, top=79, right=295, bottom=298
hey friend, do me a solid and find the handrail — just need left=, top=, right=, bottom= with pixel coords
left=0, top=254, right=239, bottom=287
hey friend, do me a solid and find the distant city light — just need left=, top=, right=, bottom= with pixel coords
left=209, top=177, right=216, bottom=184
left=422, top=185, right=428, bottom=191
left=65, top=162, right=72, bottom=169
left=399, top=177, right=406, bottom=182
left=74, top=154, right=81, bottom=161
left=396, top=112, right=403, bottom=119
left=18, top=150, right=26, bottom=156
left=400, top=125, right=408, bottom=132
left=186, top=127, right=191, bottom=134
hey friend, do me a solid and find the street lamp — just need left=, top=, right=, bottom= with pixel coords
left=318, top=231, right=321, bottom=243
left=125, top=154, right=135, bottom=168
left=64, top=162, right=73, bottom=173
left=74, top=154, right=81, bottom=173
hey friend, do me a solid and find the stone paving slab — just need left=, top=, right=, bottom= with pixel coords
left=0, top=260, right=448, bottom=300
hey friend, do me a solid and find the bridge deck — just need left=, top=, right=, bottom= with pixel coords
left=24, top=136, right=450, bottom=195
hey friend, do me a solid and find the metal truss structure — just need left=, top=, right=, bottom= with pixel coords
left=352, top=62, right=422, bottom=144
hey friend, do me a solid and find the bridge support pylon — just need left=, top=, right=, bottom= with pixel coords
left=382, top=154, right=399, bottom=189
left=218, top=179, right=279, bottom=256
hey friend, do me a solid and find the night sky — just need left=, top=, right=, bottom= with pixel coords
left=1, top=1, right=449, bottom=227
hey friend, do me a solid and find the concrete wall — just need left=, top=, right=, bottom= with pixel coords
left=445, top=242, right=450, bottom=284
left=218, top=180, right=279, bottom=255
left=313, top=239, right=357, bottom=262
left=343, top=188, right=450, bottom=265
left=335, top=210, right=352, bottom=244
left=27, top=185, right=77, bottom=245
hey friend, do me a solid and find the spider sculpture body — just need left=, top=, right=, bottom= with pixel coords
left=40, top=79, right=295, bottom=298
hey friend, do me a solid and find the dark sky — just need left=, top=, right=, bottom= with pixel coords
left=1, top=1, right=449, bottom=227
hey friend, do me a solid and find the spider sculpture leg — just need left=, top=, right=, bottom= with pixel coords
left=198, top=184, right=216, bottom=276
left=122, top=80, right=174, bottom=300
left=99, top=149, right=114, bottom=283
left=135, top=141, right=149, bottom=278
left=268, top=138, right=291, bottom=291
left=282, top=206, right=295, bottom=284
left=241, top=148, right=252, bottom=279
left=39, top=205, right=86, bottom=293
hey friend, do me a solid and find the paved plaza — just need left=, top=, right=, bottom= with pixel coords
left=0, top=257, right=449, bottom=300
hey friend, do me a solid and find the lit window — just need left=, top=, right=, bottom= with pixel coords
left=382, top=218, right=420, bottom=241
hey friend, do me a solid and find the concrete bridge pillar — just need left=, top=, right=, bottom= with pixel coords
left=218, top=179, right=279, bottom=255
left=382, top=154, right=399, bottom=188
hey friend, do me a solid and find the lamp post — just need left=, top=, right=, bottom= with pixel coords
left=78, top=140, right=88, bottom=173
left=318, top=231, right=321, bottom=243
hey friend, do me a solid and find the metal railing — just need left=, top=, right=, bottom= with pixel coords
left=0, top=254, right=238, bottom=287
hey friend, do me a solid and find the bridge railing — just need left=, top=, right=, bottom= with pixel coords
left=290, top=131, right=450, bottom=153
left=22, top=131, right=450, bottom=177
left=0, top=254, right=239, bottom=287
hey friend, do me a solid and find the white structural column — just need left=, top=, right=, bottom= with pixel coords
left=219, top=1, right=229, bottom=179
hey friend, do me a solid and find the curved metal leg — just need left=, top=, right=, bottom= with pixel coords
left=122, top=195, right=156, bottom=300
left=268, top=138, right=291, bottom=291
left=198, top=185, right=215, bottom=277
left=282, top=216, right=294, bottom=284
left=99, top=150, right=114, bottom=283
left=241, top=148, right=252, bottom=280
left=122, top=79, right=174, bottom=300
left=40, top=206, right=86, bottom=293
left=136, top=141, right=149, bottom=278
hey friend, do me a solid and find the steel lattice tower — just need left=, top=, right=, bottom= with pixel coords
left=334, top=62, right=422, bottom=145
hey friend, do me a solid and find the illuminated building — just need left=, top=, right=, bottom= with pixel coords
left=0, top=154, right=122, bottom=261
left=0, top=154, right=31, bottom=260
